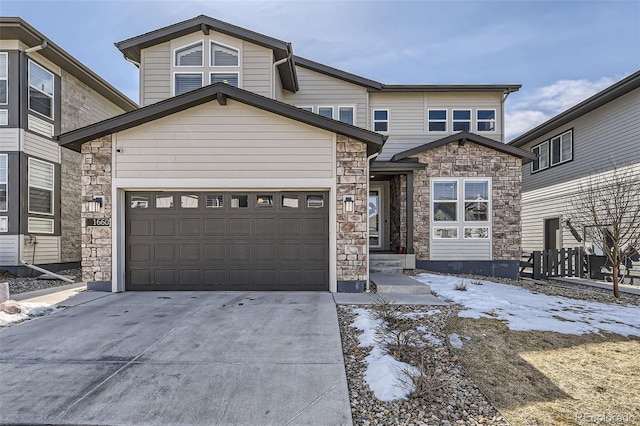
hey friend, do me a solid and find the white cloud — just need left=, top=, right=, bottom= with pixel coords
left=506, top=75, right=624, bottom=140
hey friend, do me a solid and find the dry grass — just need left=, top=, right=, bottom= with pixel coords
left=446, top=317, right=640, bottom=426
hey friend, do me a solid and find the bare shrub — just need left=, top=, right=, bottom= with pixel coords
left=398, top=356, right=445, bottom=402
left=454, top=280, right=468, bottom=291
left=378, top=326, right=423, bottom=359
left=369, top=294, right=402, bottom=325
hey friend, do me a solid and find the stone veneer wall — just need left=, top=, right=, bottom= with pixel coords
left=60, top=147, right=82, bottom=263
left=336, top=136, right=368, bottom=285
left=80, top=136, right=113, bottom=283
left=413, top=142, right=522, bottom=261
left=389, top=174, right=407, bottom=250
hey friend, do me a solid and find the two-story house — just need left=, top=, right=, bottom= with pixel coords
left=56, top=15, right=534, bottom=293
left=509, top=71, right=640, bottom=260
left=0, top=18, right=137, bottom=276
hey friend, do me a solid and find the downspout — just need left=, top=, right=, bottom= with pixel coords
left=365, top=151, right=380, bottom=292
left=501, top=89, right=513, bottom=142
left=25, top=40, right=48, bottom=54
left=124, top=56, right=141, bottom=67
left=272, top=44, right=293, bottom=99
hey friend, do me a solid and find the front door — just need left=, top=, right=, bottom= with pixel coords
left=369, top=188, right=382, bottom=249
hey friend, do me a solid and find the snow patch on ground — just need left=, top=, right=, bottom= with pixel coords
left=415, top=273, right=640, bottom=337
left=350, top=308, right=416, bottom=401
left=401, top=309, right=441, bottom=320
left=448, top=333, right=464, bottom=349
left=416, top=326, right=443, bottom=346
left=0, top=302, right=60, bottom=327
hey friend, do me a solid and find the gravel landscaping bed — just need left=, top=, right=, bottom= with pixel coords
left=0, top=268, right=82, bottom=295
left=338, top=304, right=509, bottom=425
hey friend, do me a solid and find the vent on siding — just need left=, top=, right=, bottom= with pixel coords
left=28, top=217, right=54, bottom=234
left=28, top=115, right=54, bottom=137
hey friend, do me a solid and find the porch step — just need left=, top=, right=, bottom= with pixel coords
left=370, top=258, right=404, bottom=274
left=370, top=266, right=404, bottom=274
left=370, top=273, right=432, bottom=294
left=370, top=253, right=406, bottom=261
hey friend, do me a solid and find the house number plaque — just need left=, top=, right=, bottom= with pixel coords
left=85, top=218, right=111, bottom=227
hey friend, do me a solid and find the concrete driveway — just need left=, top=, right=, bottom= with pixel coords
left=0, top=292, right=352, bottom=425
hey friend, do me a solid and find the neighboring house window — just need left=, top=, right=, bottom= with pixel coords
left=175, top=42, right=203, bottom=66
left=432, top=178, right=491, bottom=240
left=338, top=106, right=354, bottom=125
left=175, top=73, right=203, bottom=96
left=477, top=109, right=496, bottom=132
left=452, top=109, right=471, bottom=131
left=211, top=42, right=239, bottom=66
left=28, top=158, right=54, bottom=215
left=210, top=72, right=239, bottom=87
left=0, top=52, right=7, bottom=104
left=0, top=154, right=7, bottom=212
left=28, top=60, right=54, bottom=119
left=373, top=109, right=389, bottom=132
left=531, top=141, right=549, bottom=173
left=428, top=109, right=447, bottom=131
left=318, top=106, right=333, bottom=119
left=551, top=130, right=573, bottom=165
left=0, top=110, right=7, bottom=126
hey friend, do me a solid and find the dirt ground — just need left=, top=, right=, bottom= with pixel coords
left=446, top=317, right=640, bottom=426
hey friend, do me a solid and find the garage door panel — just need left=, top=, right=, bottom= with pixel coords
left=179, top=218, right=200, bottom=236
left=179, top=244, right=201, bottom=262
left=204, top=218, right=226, bottom=236
left=126, top=191, right=328, bottom=291
left=154, top=219, right=175, bottom=236
left=130, top=220, right=151, bottom=236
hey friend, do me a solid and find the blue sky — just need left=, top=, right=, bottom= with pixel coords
left=2, top=0, right=639, bottom=139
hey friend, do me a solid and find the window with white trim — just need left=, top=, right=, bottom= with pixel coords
left=0, top=216, right=7, bottom=232
left=551, top=130, right=572, bottom=165
left=28, top=158, right=54, bottom=215
left=452, top=109, right=471, bottom=131
left=428, top=109, right=447, bottom=132
left=464, top=180, right=489, bottom=222
left=338, top=106, right=354, bottom=125
left=211, top=42, right=239, bottom=66
left=28, top=61, right=54, bottom=119
left=210, top=72, right=239, bottom=87
left=373, top=109, right=388, bottom=132
left=318, top=106, right=333, bottom=119
left=0, top=154, right=6, bottom=212
left=477, top=109, right=496, bottom=132
left=531, top=141, right=549, bottom=173
left=433, top=181, right=457, bottom=221
left=174, top=73, right=203, bottom=95
left=175, top=42, right=203, bottom=66
left=297, top=106, right=313, bottom=112
left=28, top=217, right=53, bottom=234
left=0, top=110, right=7, bottom=126
left=0, top=52, right=7, bottom=104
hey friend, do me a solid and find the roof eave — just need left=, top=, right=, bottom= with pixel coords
left=509, top=70, right=640, bottom=147
left=374, top=84, right=522, bottom=93
left=293, top=56, right=383, bottom=90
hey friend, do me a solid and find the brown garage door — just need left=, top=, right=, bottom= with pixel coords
left=125, top=191, right=329, bottom=291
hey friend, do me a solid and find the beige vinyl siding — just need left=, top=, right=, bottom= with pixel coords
left=273, top=67, right=284, bottom=101
left=0, top=235, right=19, bottom=265
left=371, top=91, right=504, bottom=161
left=282, top=66, right=367, bottom=127
left=0, top=128, right=19, bottom=151
left=115, top=99, right=334, bottom=179
left=520, top=87, right=640, bottom=193
left=24, top=131, right=60, bottom=163
left=141, top=41, right=171, bottom=106
left=21, top=235, right=60, bottom=264
left=242, top=42, right=272, bottom=97
left=431, top=240, right=491, bottom=261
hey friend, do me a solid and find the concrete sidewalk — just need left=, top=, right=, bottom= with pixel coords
left=0, top=292, right=352, bottom=425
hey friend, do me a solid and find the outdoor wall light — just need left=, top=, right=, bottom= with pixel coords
left=344, top=196, right=355, bottom=213
left=88, top=195, right=105, bottom=213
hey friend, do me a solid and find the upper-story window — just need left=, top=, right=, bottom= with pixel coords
left=175, top=73, right=203, bottom=96
left=551, top=130, right=572, bottom=165
left=338, top=106, right=354, bottom=125
left=175, top=42, right=203, bottom=66
left=0, top=53, right=7, bottom=104
left=531, top=129, right=573, bottom=173
left=28, top=157, right=54, bottom=215
left=297, top=106, right=313, bottom=112
left=373, top=109, right=389, bottom=132
left=318, top=106, right=333, bottom=119
left=211, top=72, right=239, bottom=87
left=428, top=109, right=447, bottom=132
left=28, top=60, right=54, bottom=119
left=0, top=154, right=7, bottom=213
left=477, top=109, right=496, bottom=132
left=452, top=109, right=471, bottom=131
left=211, top=42, right=239, bottom=66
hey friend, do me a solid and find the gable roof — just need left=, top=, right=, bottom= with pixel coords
left=391, top=131, right=536, bottom=163
left=509, top=70, right=640, bottom=148
left=55, top=83, right=387, bottom=155
left=0, top=17, right=137, bottom=112
left=115, top=15, right=298, bottom=92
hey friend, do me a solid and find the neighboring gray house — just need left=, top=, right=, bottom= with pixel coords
left=0, top=18, right=137, bottom=275
left=56, top=15, right=533, bottom=293
left=509, top=70, right=640, bottom=256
